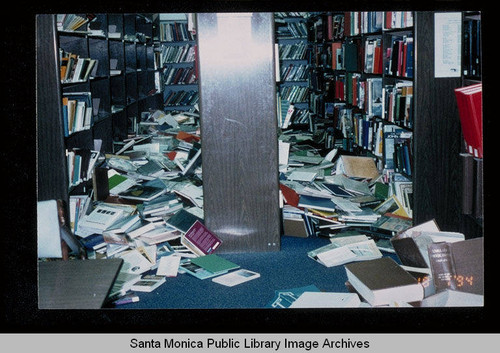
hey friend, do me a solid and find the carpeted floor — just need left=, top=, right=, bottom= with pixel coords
left=114, top=234, right=397, bottom=309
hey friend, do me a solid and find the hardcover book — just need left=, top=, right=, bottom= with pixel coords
left=454, top=83, right=482, bottom=158
left=181, top=220, right=222, bottom=256
left=190, top=254, right=239, bottom=274
left=344, top=257, right=424, bottom=306
left=428, top=237, right=483, bottom=295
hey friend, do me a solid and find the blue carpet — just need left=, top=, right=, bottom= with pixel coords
left=115, top=235, right=397, bottom=309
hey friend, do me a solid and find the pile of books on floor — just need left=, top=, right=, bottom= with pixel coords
left=68, top=109, right=260, bottom=306
left=275, top=128, right=483, bottom=307
left=283, top=219, right=484, bottom=308
left=278, top=129, right=413, bottom=248
left=61, top=111, right=482, bottom=308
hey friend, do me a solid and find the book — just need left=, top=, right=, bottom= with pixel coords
left=391, top=220, right=464, bottom=270
left=427, top=237, right=483, bottom=295
left=289, top=291, right=361, bottom=308
left=344, top=257, right=424, bottom=306
left=108, top=270, right=142, bottom=298
left=454, top=83, right=482, bottom=158
left=76, top=204, right=126, bottom=236
left=190, top=254, right=239, bottom=274
left=180, top=260, right=225, bottom=280
left=156, top=255, right=182, bottom=277
left=419, top=289, right=483, bottom=307
left=212, top=269, right=261, bottom=287
left=118, top=184, right=166, bottom=202
left=181, top=220, right=222, bottom=256
left=108, top=169, right=136, bottom=195
left=283, top=214, right=309, bottom=238
left=105, top=214, right=141, bottom=234
left=117, top=248, right=155, bottom=275
left=80, top=233, right=106, bottom=250
left=336, top=155, right=380, bottom=180
left=131, top=275, right=166, bottom=292
left=167, top=209, right=204, bottom=233
left=308, top=237, right=382, bottom=267
left=298, top=194, right=337, bottom=212
left=266, top=284, right=321, bottom=308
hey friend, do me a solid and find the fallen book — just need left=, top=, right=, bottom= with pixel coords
left=289, top=291, right=361, bottom=308
left=308, top=238, right=382, bottom=267
left=190, top=254, right=240, bottom=274
left=212, top=269, right=261, bottom=287
left=130, top=275, right=166, bottom=292
left=344, top=257, right=424, bottom=306
left=118, top=184, right=166, bottom=202
left=181, top=220, right=222, bottom=256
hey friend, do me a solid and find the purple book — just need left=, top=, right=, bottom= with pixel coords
left=181, top=220, right=222, bottom=256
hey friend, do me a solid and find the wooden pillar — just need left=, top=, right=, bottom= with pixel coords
left=413, top=12, right=464, bottom=231
left=36, top=15, right=69, bottom=204
left=196, top=13, right=280, bottom=252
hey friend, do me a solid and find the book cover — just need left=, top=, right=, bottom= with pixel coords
left=131, top=275, right=166, bottom=292
left=167, top=209, right=204, bottom=233
left=427, top=237, right=483, bottom=295
left=289, top=291, right=361, bottom=308
left=212, top=269, right=260, bottom=287
left=298, top=194, right=337, bottom=212
left=344, top=257, right=424, bottom=306
left=454, top=84, right=482, bottom=158
left=339, top=155, right=380, bottom=180
left=190, top=254, right=239, bottom=274
left=118, top=184, right=166, bottom=202
left=181, top=220, right=222, bottom=256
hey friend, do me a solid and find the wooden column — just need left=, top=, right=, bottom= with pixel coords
left=196, top=13, right=280, bottom=252
left=413, top=12, right=464, bottom=232
left=36, top=15, right=69, bottom=204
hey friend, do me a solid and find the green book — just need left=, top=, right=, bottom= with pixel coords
left=108, top=173, right=128, bottom=189
left=191, top=254, right=240, bottom=274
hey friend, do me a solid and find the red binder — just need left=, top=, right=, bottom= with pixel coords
left=454, top=83, right=483, bottom=158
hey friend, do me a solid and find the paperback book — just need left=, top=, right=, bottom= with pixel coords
left=212, top=269, right=260, bottom=287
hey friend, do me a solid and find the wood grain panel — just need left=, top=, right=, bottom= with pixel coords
left=413, top=12, right=464, bottom=232
left=197, top=13, right=280, bottom=252
left=36, top=15, right=69, bottom=203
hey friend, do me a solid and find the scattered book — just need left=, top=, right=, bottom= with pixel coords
left=118, top=184, right=166, bottom=202
left=298, top=194, right=337, bottom=212
left=76, top=204, right=125, bottom=236
left=166, top=209, right=204, bottom=233
left=336, top=155, right=380, bottom=180
left=156, top=255, right=182, bottom=277
left=181, top=220, right=222, bottom=256
left=308, top=237, right=382, bottom=267
left=344, top=257, right=424, bottom=306
left=180, top=260, right=225, bottom=280
left=212, top=269, right=261, bottom=287
left=418, top=289, right=483, bottom=307
left=131, top=275, right=166, bottom=292
left=289, top=291, right=361, bottom=308
left=190, top=254, right=239, bottom=274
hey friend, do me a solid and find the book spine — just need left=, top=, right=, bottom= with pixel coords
left=428, top=242, right=456, bottom=292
